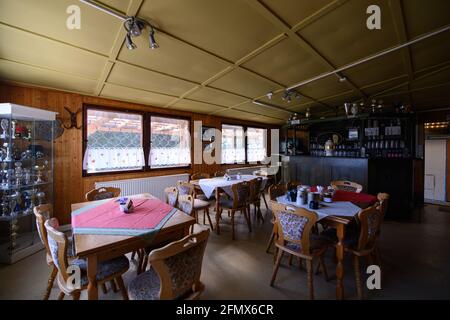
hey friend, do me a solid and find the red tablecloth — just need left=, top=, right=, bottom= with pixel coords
left=308, top=186, right=377, bottom=204
left=72, top=198, right=177, bottom=235
left=332, top=190, right=377, bottom=204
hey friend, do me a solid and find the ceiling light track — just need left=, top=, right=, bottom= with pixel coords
left=78, top=0, right=159, bottom=50
left=285, top=24, right=450, bottom=92
left=252, top=100, right=294, bottom=115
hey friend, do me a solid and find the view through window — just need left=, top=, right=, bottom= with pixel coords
left=221, top=124, right=245, bottom=164
left=247, top=127, right=267, bottom=162
left=83, top=109, right=144, bottom=173
left=150, top=116, right=191, bottom=169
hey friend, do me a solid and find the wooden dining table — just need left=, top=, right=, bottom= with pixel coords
left=276, top=195, right=373, bottom=300
left=71, top=193, right=195, bottom=300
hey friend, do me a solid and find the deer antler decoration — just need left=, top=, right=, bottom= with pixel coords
left=62, top=107, right=83, bottom=129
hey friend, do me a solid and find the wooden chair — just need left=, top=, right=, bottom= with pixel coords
left=270, top=201, right=330, bottom=300
left=217, top=181, right=251, bottom=240
left=374, top=193, right=390, bottom=268
left=190, top=173, right=210, bottom=180
left=213, top=170, right=227, bottom=177
left=331, top=180, right=363, bottom=193
left=265, top=184, right=287, bottom=253
left=127, top=229, right=210, bottom=300
left=286, top=180, right=301, bottom=191
left=177, top=181, right=214, bottom=230
left=44, top=218, right=130, bottom=300
left=85, top=187, right=121, bottom=201
left=248, top=177, right=264, bottom=222
left=164, top=187, right=179, bottom=207
left=34, top=204, right=65, bottom=300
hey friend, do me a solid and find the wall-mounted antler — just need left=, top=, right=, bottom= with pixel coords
left=62, top=107, right=82, bottom=129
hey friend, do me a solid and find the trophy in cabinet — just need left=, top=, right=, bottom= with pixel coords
left=36, top=191, right=46, bottom=205
left=10, top=121, right=17, bottom=139
left=34, top=165, right=46, bottom=184
left=3, top=142, right=12, bottom=161
left=14, top=162, right=23, bottom=186
left=0, top=119, right=9, bottom=139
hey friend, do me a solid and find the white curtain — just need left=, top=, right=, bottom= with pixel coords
left=149, top=147, right=191, bottom=168
left=83, top=147, right=145, bottom=173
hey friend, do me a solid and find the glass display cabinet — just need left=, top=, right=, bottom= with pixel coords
left=0, top=103, right=57, bottom=264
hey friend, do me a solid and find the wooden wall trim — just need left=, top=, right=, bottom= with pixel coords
left=0, top=82, right=279, bottom=223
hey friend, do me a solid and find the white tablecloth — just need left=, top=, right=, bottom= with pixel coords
left=198, top=174, right=267, bottom=199
left=276, top=195, right=361, bottom=220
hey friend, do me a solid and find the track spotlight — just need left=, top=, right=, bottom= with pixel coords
left=266, top=91, right=273, bottom=100
left=149, top=26, right=159, bottom=49
left=125, top=17, right=145, bottom=37
left=125, top=33, right=137, bottom=50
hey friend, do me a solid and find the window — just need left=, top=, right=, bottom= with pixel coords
left=221, top=124, right=245, bottom=164
left=83, top=109, right=144, bottom=173
left=247, top=127, right=267, bottom=162
left=149, top=116, right=191, bottom=169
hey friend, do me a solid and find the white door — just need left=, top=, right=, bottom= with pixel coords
left=424, top=139, right=447, bottom=201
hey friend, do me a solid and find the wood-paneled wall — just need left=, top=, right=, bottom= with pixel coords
left=0, top=83, right=278, bottom=224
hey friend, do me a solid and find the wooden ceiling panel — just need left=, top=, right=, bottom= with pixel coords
left=402, top=0, right=450, bottom=38
left=297, top=76, right=351, bottom=100
left=260, top=0, right=336, bottom=28
left=412, top=84, right=450, bottom=104
left=101, top=83, right=175, bottom=107
left=360, top=76, right=408, bottom=96
left=213, top=108, right=262, bottom=122
left=209, top=69, right=282, bottom=98
left=410, top=32, right=450, bottom=72
left=0, top=59, right=97, bottom=93
left=298, top=0, right=398, bottom=67
left=242, top=38, right=329, bottom=86
left=186, top=87, right=247, bottom=107
left=0, top=0, right=128, bottom=55
left=117, top=32, right=229, bottom=83
left=138, top=0, right=280, bottom=62
left=344, top=51, right=406, bottom=87
left=170, top=99, right=227, bottom=114
left=0, top=24, right=106, bottom=80
left=233, top=102, right=288, bottom=120
left=108, top=62, right=196, bottom=96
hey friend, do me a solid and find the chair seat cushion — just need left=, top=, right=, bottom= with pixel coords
left=128, top=268, right=161, bottom=300
left=284, top=234, right=331, bottom=252
left=194, top=199, right=210, bottom=209
left=218, top=198, right=234, bottom=209
left=321, top=228, right=359, bottom=248
left=71, top=255, right=129, bottom=287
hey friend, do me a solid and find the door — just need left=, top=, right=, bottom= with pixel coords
left=424, top=139, right=446, bottom=201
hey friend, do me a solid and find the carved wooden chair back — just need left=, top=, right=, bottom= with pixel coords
left=148, top=229, right=210, bottom=300
left=85, top=187, right=121, bottom=201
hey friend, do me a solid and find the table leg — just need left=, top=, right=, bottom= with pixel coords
left=87, top=255, right=98, bottom=300
left=336, top=224, right=345, bottom=300
left=215, top=187, right=220, bottom=235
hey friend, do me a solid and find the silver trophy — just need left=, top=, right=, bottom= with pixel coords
left=11, top=121, right=16, bottom=139
left=14, top=162, right=23, bottom=186
left=34, top=165, right=46, bottom=184
left=0, top=119, right=9, bottom=139
left=24, top=168, right=31, bottom=185
left=37, top=191, right=46, bottom=205
left=3, top=143, right=12, bottom=161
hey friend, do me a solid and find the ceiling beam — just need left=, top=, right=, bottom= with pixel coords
left=244, top=0, right=366, bottom=100
left=388, top=0, right=415, bottom=105
left=94, top=0, right=144, bottom=95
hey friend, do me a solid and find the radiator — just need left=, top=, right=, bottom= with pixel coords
left=227, top=166, right=266, bottom=175
left=95, top=173, right=190, bottom=201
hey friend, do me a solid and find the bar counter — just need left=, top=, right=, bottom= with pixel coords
left=281, top=155, right=423, bottom=219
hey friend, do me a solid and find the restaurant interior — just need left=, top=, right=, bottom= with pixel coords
left=0, top=0, right=450, bottom=302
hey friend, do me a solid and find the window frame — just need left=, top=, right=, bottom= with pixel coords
left=82, top=105, right=192, bottom=177
left=221, top=122, right=270, bottom=165
left=149, top=113, right=192, bottom=171
left=246, top=126, right=268, bottom=163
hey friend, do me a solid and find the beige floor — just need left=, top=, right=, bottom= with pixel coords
left=0, top=203, right=449, bottom=300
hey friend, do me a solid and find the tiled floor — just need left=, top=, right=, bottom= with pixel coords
left=0, top=203, right=449, bottom=300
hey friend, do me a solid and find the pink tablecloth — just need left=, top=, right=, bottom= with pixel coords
left=71, top=198, right=177, bottom=236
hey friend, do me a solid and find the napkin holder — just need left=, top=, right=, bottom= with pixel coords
left=117, top=197, right=134, bottom=213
